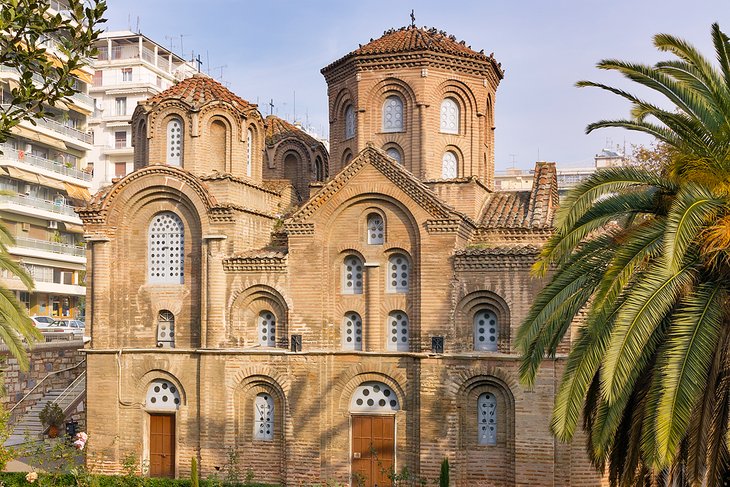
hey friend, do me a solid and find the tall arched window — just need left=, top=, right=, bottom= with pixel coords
left=157, top=310, right=175, bottom=348
left=342, top=311, right=363, bottom=351
left=344, top=105, right=355, bottom=139
left=246, top=128, right=253, bottom=177
left=146, top=379, right=181, bottom=411
left=258, top=310, right=276, bottom=347
left=387, top=311, right=409, bottom=352
left=314, top=156, right=324, bottom=182
left=254, top=392, right=274, bottom=441
left=385, top=146, right=403, bottom=165
left=166, top=117, right=183, bottom=166
left=442, top=151, right=458, bottom=179
left=367, top=213, right=384, bottom=245
left=350, top=382, right=399, bottom=412
left=148, top=212, right=184, bottom=284
left=387, top=254, right=409, bottom=293
left=382, top=95, right=404, bottom=132
left=478, top=392, right=497, bottom=445
left=440, top=98, right=460, bottom=134
left=342, top=255, right=363, bottom=294
left=474, top=309, right=499, bottom=351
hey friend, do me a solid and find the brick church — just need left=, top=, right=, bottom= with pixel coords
left=80, top=25, right=605, bottom=486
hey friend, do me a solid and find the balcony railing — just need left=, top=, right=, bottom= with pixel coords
left=13, top=236, right=84, bottom=258
left=0, top=66, right=93, bottom=107
left=0, top=145, right=91, bottom=182
left=0, top=104, right=92, bottom=145
left=0, top=193, right=78, bottom=218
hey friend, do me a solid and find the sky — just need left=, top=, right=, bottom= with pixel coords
left=103, top=0, right=729, bottom=171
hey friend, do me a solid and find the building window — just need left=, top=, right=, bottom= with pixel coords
left=474, top=309, right=498, bottom=351
left=385, top=146, right=402, bottom=164
left=350, top=382, right=399, bottom=412
left=92, top=70, right=102, bottom=87
left=148, top=212, right=184, bottom=284
left=344, top=105, right=355, bottom=139
left=254, top=393, right=274, bottom=441
left=247, top=128, right=253, bottom=177
left=478, top=392, right=497, bottom=445
left=342, top=255, right=363, bottom=294
left=258, top=310, right=276, bottom=347
left=342, top=311, right=363, bottom=351
left=114, top=162, right=127, bottom=178
left=367, top=213, right=384, bottom=245
left=314, top=156, right=324, bottom=182
left=167, top=117, right=183, bottom=166
left=121, top=67, right=132, bottom=82
left=115, top=131, right=127, bottom=149
left=387, top=254, right=409, bottom=293
left=387, top=311, right=409, bottom=352
left=442, top=151, right=458, bottom=179
left=440, top=98, right=459, bottom=134
left=114, top=97, right=126, bottom=116
left=342, top=149, right=353, bottom=167
left=157, top=310, right=175, bottom=348
left=382, top=95, right=404, bottom=132
left=146, top=379, right=181, bottom=411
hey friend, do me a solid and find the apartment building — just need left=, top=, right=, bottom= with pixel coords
left=88, top=31, right=197, bottom=191
left=0, top=1, right=94, bottom=320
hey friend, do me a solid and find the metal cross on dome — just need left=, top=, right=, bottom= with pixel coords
left=410, top=9, right=415, bottom=27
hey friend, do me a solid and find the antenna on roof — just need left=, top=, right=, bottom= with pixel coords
left=136, top=16, right=140, bottom=34
left=410, top=9, right=416, bottom=27
left=293, top=90, right=296, bottom=123
left=509, top=154, right=517, bottom=168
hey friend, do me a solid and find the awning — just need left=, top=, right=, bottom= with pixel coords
left=63, top=182, right=90, bottom=202
left=35, top=173, right=66, bottom=191
left=12, top=126, right=67, bottom=151
left=61, top=222, right=84, bottom=234
left=48, top=57, right=93, bottom=85
left=5, top=166, right=39, bottom=184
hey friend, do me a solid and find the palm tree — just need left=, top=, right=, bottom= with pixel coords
left=517, top=23, right=730, bottom=486
left=0, top=219, right=40, bottom=371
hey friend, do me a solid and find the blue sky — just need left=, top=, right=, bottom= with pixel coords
left=104, top=0, right=729, bottom=170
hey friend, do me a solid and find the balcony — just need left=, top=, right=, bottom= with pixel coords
left=0, top=145, right=91, bottom=182
left=9, top=236, right=85, bottom=264
left=0, top=67, right=93, bottom=108
left=0, top=193, right=78, bottom=219
left=1, top=105, right=92, bottom=145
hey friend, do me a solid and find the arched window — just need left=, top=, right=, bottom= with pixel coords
left=387, top=254, right=409, bottom=293
left=440, top=98, right=460, bottom=134
left=157, top=310, right=175, bottom=348
left=148, top=212, right=184, bottom=284
left=258, top=310, right=276, bottom=347
left=166, top=117, right=183, bottom=166
left=387, top=310, right=409, bottom=352
left=342, top=149, right=353, bottom=167
left=342, top=311, right=363, bottom=351
left=350, top=381, right=399, bottom=412
left=474, top=309, right=498, bottom=351
left=442, top=151, right=458, bottom=179
left=382, top=95, right=404, bottom=132
left=342, top=255, right=363, bottom=294
left=478, top=392, right=497, bottom=445
left=344, top=105, right=355, bottom=139
left=367, top=213, right=384, bottom=245
left=314, top=156, right=324, bottom=182
left=146, top=379, right=181, bottom=411
left=385, top=146, right=402, bottom=164
left=247, top=128, right=253, bottom=177
left=254, top=392, right=274, bottom=441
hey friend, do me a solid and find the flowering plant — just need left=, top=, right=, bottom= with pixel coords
left=73, top=431, right=88, bottom=450
left=25, top=471, right=38, bottom=483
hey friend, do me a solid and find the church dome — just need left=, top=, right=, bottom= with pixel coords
left=144, top=73, right=258, bottom=114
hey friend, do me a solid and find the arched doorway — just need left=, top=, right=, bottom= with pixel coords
left=146, top=379, right=181, bottom=477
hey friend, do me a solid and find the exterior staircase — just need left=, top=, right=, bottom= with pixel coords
left=5, top=367, right=86, bottom=447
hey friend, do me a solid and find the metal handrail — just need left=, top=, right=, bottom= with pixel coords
left=52, top=370, right=86, bottom=412
left=8, top=359, right=86, bottom=417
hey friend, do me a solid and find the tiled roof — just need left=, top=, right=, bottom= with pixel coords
left=455, top=245, right=541, bottom=257
left=146, top=74, right=256, bottom=111
left=265, top=115, right=323, bottom=148
left=323, top=25, right=503, bottom=76
left=479, top=162, right=559, bottom=229
left=232, top=248, right=288, bottom=259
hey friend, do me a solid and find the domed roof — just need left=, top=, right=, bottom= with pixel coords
left=322, top=25, right=503, bottom=77
left=146, top=73, right=257, bottom=112
left=265, top=115, right=325, bottom=149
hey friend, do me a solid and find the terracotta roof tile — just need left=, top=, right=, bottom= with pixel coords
left=265, top=115, right=324, bottom=148
left=147, top=73, right=256, bottom=111
left=480, top=191, right=531, bottom=228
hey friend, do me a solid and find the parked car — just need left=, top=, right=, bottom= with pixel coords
left=45, top=319, right=85, bottom=338
left=30, top=316, right=54, bottom=329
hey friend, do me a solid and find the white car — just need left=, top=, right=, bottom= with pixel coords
left=45, top=319, right=85, bottom=338
left=30, top=316, right=54, bottom=329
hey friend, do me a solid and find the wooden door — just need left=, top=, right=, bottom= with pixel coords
left=149, top=414, right=175, bottom=477
left=352, top=415, right=395, bottom=487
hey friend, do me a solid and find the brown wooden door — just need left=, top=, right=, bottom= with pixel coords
left=149, top=414, right=175, bottom=477
left=352, top=415, right=395, bottom=487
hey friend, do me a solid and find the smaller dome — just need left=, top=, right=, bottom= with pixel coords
left=145, top=74, right=257, bottom=113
